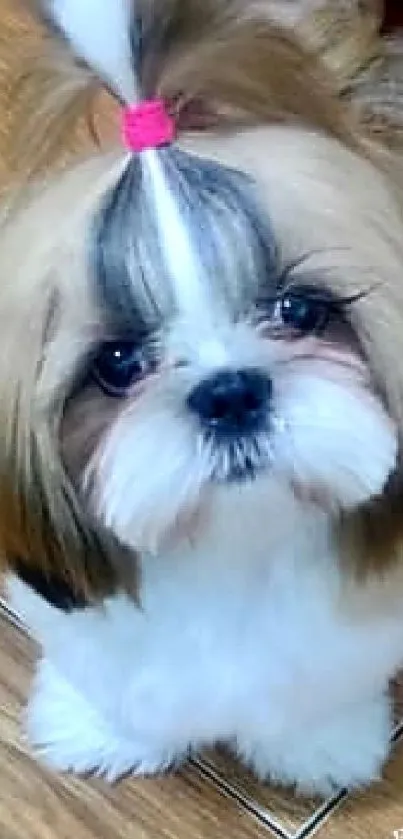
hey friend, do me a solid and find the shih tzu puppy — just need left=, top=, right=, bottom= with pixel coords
left=2, top=0, right=403, bottom=796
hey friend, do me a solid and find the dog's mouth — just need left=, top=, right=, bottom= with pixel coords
left=206, top=431, right=273, bottom=484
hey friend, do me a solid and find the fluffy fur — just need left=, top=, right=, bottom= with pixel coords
left=1, top=0, right=403, bottom=796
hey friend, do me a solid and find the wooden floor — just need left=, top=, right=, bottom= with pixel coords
left=0, top=602, right=403, bottom=839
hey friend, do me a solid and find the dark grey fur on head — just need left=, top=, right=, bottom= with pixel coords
left=92, top=148, right=279, bottom=335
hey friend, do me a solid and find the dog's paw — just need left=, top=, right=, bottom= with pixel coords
left=237, top=694, right=392, bottom=797
left=26, top=659, right=179, bottom=781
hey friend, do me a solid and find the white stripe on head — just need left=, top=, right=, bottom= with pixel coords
left=142, top=149, right=214, bottom=326
left=43, top=1, right=215, bottom=329
left=45, top=0, right=137, bottom=102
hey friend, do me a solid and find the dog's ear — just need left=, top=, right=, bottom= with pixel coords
left=0, top=206, right=136, bottom=607
left=338, top=476, right=403, bottom=583
left=329, top=4, right=403, bottom=579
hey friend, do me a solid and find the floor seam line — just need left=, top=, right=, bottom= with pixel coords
left=190, top=756, right=292, bottom=839
left=294, top=790, right=348, bottom=839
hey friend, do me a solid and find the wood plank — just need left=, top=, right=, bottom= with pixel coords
left=202, top=747, right=323, bottom=836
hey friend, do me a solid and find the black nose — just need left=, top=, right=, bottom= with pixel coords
left=187, top=368, right=272, bottom=434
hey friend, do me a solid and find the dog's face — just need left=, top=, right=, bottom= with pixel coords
left=2, top=1, right=403, bottom=599
left=54, top=127, right=401, bottom=560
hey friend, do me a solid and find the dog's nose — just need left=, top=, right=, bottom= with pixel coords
left=187, top=369, right=271, bottom=434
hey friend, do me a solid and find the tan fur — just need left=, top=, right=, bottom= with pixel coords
left=1, top=0, right=403, bottom=598
left=0, top=153, right=137, bottom=600
left=0, top=1, right=400, bottom=179
left=0, top=0, right=117, bottom=182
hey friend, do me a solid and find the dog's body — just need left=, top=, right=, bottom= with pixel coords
left=2, top=0, right=403, bottom=797
left=9, top=479, right=403, bottom=793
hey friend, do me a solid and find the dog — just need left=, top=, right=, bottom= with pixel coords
left=1, top=0, right=403, bottom=796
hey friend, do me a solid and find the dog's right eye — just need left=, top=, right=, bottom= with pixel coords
left=92, top=341, right=156, bottom=397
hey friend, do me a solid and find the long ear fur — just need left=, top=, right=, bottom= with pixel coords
left=0, top=169, right=137, bottom=603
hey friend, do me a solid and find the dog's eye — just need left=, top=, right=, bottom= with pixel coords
left=277, top=290, right=331, bottom=334
left=92, top=341, right=156, bottom=396
left=257, top=283, right=365, bottom=337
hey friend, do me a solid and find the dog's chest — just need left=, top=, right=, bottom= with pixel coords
left=111, top=487, right=401, bottom=711
left=11, top=493, right=403, bottom=742
left=128, top=533, right=394, bottom=735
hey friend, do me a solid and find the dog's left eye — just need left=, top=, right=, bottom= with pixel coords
left=92, top=341, right=156, bottom=396
left=258, top=286, right=345, bottom=336
left=276, top=290, right=332, bottom=334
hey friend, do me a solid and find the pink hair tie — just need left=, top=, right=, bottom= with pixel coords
left=122, top=99, right=176, bottom=153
